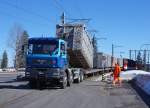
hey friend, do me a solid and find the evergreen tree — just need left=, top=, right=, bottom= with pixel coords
left=1, top=50, right=8, bottom=69
left=136, top=51, right=143, bottom=69
left=137, top=51, right=142, bottom=63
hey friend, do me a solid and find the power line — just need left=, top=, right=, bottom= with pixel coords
left=66, top=18, right=92, bottom=24
left=0, top=9, right=50, bottom=28
left=0, top=0, right=55, bottom=23
left=71, top=0, right=84, bottom=19
left=52, top=0, right=71, bottom=18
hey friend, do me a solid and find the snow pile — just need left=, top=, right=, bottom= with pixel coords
left=143, top=81, right=150, bottom=95
left=135, top=74, right=150, bottom=95
left=120, top=70, right=150, bottom=81
left=120, top=70, right=150, bottom=95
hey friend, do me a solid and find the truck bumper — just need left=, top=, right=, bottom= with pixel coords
left=25, top=68, right=64, bottom=85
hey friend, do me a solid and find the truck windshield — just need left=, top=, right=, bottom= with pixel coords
left=28, top=42, right=58, bottom=55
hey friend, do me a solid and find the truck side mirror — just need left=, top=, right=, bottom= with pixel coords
left=60, top=52, right=63, bottom=56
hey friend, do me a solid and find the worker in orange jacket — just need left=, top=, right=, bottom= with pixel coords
left=113, top=63, right=121, bottom=86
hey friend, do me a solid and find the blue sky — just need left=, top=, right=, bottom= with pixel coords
left=0, top=0, right=150, bottom=66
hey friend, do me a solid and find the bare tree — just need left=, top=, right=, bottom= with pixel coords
left=15, top=31, right=29, bottom=68
left=7, top=23, right=26, bottom=69
left=8, top=23, right=24, bottom=50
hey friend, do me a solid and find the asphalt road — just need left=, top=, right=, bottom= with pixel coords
left=0, top=72, right=148, bottom=108
left=0, top=72, right=17, bottom=83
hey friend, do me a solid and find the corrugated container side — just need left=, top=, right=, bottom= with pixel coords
left=113, top=57, right=118, bottom=67
left=106, top=54, right=112, bottom=67
left=96, top=53, right=112, bottom=68
left=102, top=53, right=112, bottom=68
left=56, top=24, right=93, bottom=68
left=80, top=28, right=93, bottom=68
left=96, top=53, right=103, bottom=68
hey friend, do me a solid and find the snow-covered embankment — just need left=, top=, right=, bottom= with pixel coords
left=120, top=70, right=150, bottom=95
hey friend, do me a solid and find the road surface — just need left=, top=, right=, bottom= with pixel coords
left=0, top=72, right=148, bottom=108
left=0, top=72, right=17, bottom=83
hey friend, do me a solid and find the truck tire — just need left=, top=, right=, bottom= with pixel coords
left=80, top=72, right=84, bottom=82
left=60, top=72, right=67, bottom=89
left=29, top=79, right=37, bottom=89
left=75, top=76, right=80, bottom=83
left=67, top=71, right=73, bottom=87
left=37, top=80, right=45, bottom=90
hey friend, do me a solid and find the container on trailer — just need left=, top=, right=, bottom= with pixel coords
left=56, top=24, right=94, bottom=69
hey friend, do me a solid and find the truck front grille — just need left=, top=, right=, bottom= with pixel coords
left=32, top=59, right=49, bottom=65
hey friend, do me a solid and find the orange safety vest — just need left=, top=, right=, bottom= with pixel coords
left=113, top=64, right=121, bottom=80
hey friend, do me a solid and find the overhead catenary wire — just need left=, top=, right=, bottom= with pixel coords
left=0, top=0, right=55, bottom=24
left=52, top=0, right=71, bottom=18
left=71, top=0, right=84, bottom=19
left=0, top=9, right=51, bottom=28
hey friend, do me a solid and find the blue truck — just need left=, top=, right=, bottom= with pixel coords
left=25, top=37, right=85, bottom=89
left=25, top=23, right=94, bottom=89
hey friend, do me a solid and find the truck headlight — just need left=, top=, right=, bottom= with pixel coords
left=50, top=59, right=57, bottom=65
left=53, top=72, right=60, bottom=76
left=49, top=68, right=60, bottom=76
left=38, top=72, right=44, bottom=75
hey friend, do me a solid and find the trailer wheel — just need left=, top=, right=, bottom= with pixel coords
left=60, top=72, right=67, bottom=89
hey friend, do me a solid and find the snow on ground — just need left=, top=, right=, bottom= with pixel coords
left=90, top=73, right=113, bottom=82
left=91, top=70, right=150, bottom=96
left=134, top=74, right=150, bottom=95
left=120, top=70, right=150, bottom=96
left=120, top=70, right=150, bottom=81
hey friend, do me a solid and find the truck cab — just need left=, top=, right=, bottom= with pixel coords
left=25, top=37, right=72, bottom=89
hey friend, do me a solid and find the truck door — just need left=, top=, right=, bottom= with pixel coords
left=60, top=42, right=67, bottom=67
left=60, top=43, right=66, bottom=57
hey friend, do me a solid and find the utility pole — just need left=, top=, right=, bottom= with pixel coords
left=135, top=50, right=137, bottom=61
left=111, top=44, right=123, bottom=68
left=61, top=12, right=65, bottom=25
left=61, top=12, right=66, bottom=39
left=148, top=52, right=150, bottom=71
left=129, top=50, right=131, bottom=59
left=143, top=50, right=147, bottom=70
left=111, top=44, right=114, bottom=69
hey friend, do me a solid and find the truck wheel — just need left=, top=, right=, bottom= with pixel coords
left=80, top=72, right=84, bottom=82
left=67, top=72, right=73, bottom=87
left=37, top=81, right=45, bottom=90
left=75, top=76, right=80, bottom=83
left=60, top=72, right=67, bottom=89
left=29, top=79, right=37, bottom=89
